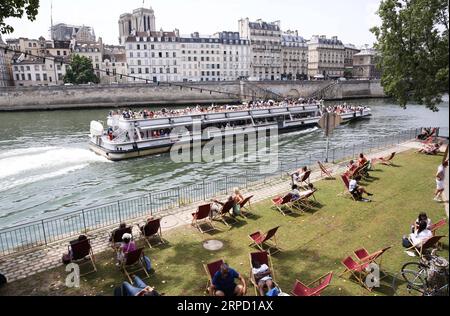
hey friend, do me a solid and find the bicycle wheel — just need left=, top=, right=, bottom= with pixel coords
left=401, top=262, right=428, bottom=292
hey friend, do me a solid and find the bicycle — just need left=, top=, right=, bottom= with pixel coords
left=399, top=252, right=449, bottom=296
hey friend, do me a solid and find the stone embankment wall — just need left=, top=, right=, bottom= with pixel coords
left=0, top=80, right=386, bottom=111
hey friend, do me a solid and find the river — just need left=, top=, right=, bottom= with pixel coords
left=0, top=97, right=448, bottom=229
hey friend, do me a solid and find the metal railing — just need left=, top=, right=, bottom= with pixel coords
left=0, top=127, right=425, bottom=256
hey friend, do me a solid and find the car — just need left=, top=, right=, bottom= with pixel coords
left=64, top=83, right=74, bottom=86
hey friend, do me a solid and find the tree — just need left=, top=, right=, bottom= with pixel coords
left=64, top=55, right=99, bottom=85
left=0, top=0, right=40, bottom=34
left=371, top=0, right=449, bottom=111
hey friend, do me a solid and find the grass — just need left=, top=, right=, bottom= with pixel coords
left=0, top=150, right=448, bottom=296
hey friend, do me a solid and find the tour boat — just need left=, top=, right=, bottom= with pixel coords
left=89, top=102, right=372, bottom=161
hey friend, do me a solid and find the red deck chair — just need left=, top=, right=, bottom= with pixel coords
left=203, top=259, right=224, bottom=295
left=272, top=193, right=296, bottom=216
left=340, top=256, right=372, bottom=291
left=406, top=235, right=446, bottom=257
left=121, top=247, right=149, bottom=283
left=213, top=199, right=238, bottom=227
left=140, top=218, right=164, bottom=248
left=249, top=251, right=277, bottom=296
left=338, top=174, right=357, bottom=201
left=192, top=204, right=215, bottom=234
left=354, top=246, right=391, bottom=275
left=240, top=195, right=254, bottom=218
left=291, top=272, right=333, bottom=296
left=377, top=152, right=396, bottom=166
left=431, top=219, right=447, bottom=236
left=69, top=238, right=97, bottom=276
left=318, top=161, right=334, bottom=179
left=249, top=226, right=281, bottom=254
left=298, top=170, right=312, bottom=188
left=293, top=188, right=318, bottom=211
left=110, top=226, right=132, bottom=250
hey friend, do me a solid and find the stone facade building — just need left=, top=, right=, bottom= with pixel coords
left=344, top=44, right=360, bottom=78
left=12, top=55, right=69, bottom=86
left=0, top=35, right=13, bottom=87
left=72, top=38, right=104, bottom=78
left=239, top=18, right=282, bottom=81
left=281, top=30, right=308, bottom=80
left=308, top=35, right=345, bottom=79
left=352, top=48, right=381, bottom=79
left=119, top=7, right=156, bottom=44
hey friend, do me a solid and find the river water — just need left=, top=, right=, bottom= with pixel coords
left=0, top=98, right=448, bottom=229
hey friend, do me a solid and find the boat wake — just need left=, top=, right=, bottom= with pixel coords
left=0, top=147, right=110, bottom=192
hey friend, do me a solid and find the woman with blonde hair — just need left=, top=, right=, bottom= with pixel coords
left=232, top=187, right=244, bottom=216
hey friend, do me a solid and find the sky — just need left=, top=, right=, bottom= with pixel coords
left=4, top=0, right=382, bottom=46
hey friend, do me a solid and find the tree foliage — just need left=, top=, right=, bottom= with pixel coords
left=0, top=0, right=40, bottom=34
left=64, top=55, right=99, bottom=85
left=371, top=0, right=449, bottom=111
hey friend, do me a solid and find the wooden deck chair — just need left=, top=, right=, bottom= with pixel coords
left=239, top=195, right=254, bottom=218
left=291, top=272, right=333, bottom=296
left=69, top=238, right=97, bottom=276
left=298, top=170, right=312, bottom=188
left=318, top=161, right=334, bottom=179
left=249, top=251, right=276, bottom=296
left=213, top=199, right=239, bottom=227
left=110, top=226, right=132, bottom=250
left=249, top=226, right=281, bottom=254
left=338, top=175, right=358, bottom=201
left=192, top=204, right=215, bottom=234
left=121, top=248, right=149, bottom=283
left=431, top=219, right=447, bottom=236
left=354, top=246, right=392, bottom=274
left=203, top=259, right=224, bottom=295
left=293, top=189, right=318, bottom=211
left=339, top=256, right=372, bottom=291
left=378, top=152, right=396, bottom=166
left=140, top=218, right=164, bottom=248
left=406, top=235, right=446, bottom=257
left=271, top=193, right=296, bottom=216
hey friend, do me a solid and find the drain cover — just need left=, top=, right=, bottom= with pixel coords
left=203, top=240, right=224, bottom=251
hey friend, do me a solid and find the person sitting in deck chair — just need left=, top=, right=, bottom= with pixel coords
left=252, top=260, right=279, bottom=297
left=117, top=275, right=161, bottom=296
left=402, top=220, right=432, bottom=248
left=291, top=185, right=301, bottom=201
left=292, top=167, right=308, bottom=186
left=349, top=176, right=373, bottom=201
left=347, top=160, right=358, bottom=175
left=232, top=188, right=244, bottom=216
left=116, top=233, right=136, bottom=266
left=417, top=143, right=442, bottom=155
left=211, top=263, right=247, bottom=297
left=358, top=153, right=368, bottom=167
left=411, top=212, right=432, bottom=233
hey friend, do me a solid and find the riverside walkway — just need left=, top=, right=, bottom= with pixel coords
left=0, top=140, right=447, bottom=284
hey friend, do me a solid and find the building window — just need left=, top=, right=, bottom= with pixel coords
left=43, top=74, right=47, bottom=81
left=36, top=74, right=41, bottom=81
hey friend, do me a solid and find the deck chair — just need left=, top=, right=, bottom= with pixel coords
left=298, top=170, right=312, bottom=188
left=272, top=193, right=297, bottom=216
left=377, top=152, right=396, bottom=166
left=192, top=204, right=215, bottom=234
left=249, top=226, right=281, bottom=254
left=249, top=251, right=277, bottom=296
left=110, top=226, right=132, bottom=250
left=69, top=238, right=97, bottom=276
left=354, top=246, right=391, bottom=273
left=291, top=272, right=333, bottom=296
left=140, top=218, right=164, bottom=248
left=293, top=189, right=318, bottom=211
left=121, top=247, right=149, bottom=283
left=406, top=235, right=446, bottom=257
left=338, top=174, right=358, bottom=201
left=431, top=219, right=447, bottom=236
left=339, top=256, right=372, bottom=291
left=318, top=161, right=334, bottom=179
left=240, top=195, right=254, bottom=218
left=203, top=259, right=224, bottom=295
left=213, top=199, right=239, bottom=227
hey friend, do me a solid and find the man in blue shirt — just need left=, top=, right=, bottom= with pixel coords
left=211, top=263, right=247, bottom=296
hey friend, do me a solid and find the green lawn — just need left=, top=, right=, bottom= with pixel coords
left=0, top=150, right=448, bottom=296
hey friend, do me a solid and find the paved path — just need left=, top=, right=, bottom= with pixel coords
left=0, top=140, right=437, bottom=283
